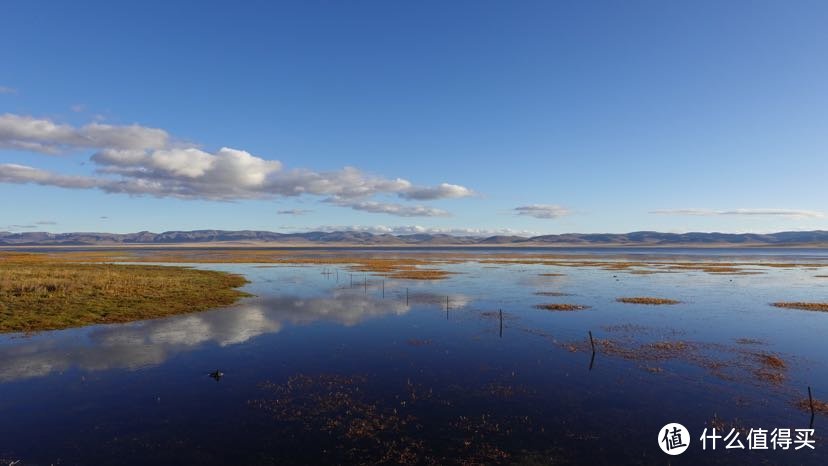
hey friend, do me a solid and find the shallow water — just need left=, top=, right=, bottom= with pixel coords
left=1, top=251, right=828, bottom=464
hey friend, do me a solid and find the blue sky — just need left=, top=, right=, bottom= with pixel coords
left=1, top=1, right=826, bottom=235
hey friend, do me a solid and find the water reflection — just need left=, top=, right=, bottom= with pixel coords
left=0, top=289, right=471, bottom=382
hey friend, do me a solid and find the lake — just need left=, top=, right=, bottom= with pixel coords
left=1, top=249, right=827, bottom=464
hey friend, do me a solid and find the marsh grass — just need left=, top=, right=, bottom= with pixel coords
left=616, top=297, right=681, bottom=305
left=771, top=302, right=828, bottom=312
left=796, top=398, right=828, bottom=415
left=0, top=261, right=249, bottom=332
left=534, top=303, right=590, bottom=311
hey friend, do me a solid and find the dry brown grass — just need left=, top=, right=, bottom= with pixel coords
left=534, top=303, right=590, bottom=311
left=386, top=269, right=455, bottom=280
left=616, top=297, right=681, bottom=305
left=0, top=251, right=460, bottom=281
left=772, top=302, right=828, bottom=312
left=797, top=398, right=828, bottom=415
left=756, top=353, right=786, bottom=369
left=0, top=260, right=249, bottom=332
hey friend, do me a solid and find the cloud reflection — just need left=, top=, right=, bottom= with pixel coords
left=0, top=290, right=470, bottom=382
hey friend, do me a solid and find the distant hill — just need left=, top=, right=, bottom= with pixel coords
left=1, top=229, right=827, bottom=247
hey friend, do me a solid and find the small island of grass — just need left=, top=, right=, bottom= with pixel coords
left=771, top=302, right=828, bottom=312
left=616, top=297, right=681, bottom=305
left=0, top=260, right=250, bottom=333
left=535, top=303, right=590, bottom=311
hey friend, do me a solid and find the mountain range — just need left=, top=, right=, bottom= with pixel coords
left=1, top=230, right=827, bottom=247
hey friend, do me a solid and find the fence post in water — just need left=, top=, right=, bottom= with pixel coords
left=350, top=273, right=353, bottom=287
left=589, top=330, right=596, bottom=353
left=809, top=386, right=815, bottom=429
left=382, top=280, right=385, bottom=298
left=364, top=274, right=367, bottom=293
left=499, top=309, right=503, bottom=338
left=406, top=288, right=409, bottom=306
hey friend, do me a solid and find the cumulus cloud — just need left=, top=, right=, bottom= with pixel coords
left=514, top=204, right=570, bottom=219
left=0, top=114, right=168, bottom=154
left=0, top=113, right=475, bottom=217
left=399, top=183, right=473, bottom=200
left=0, top=163, right=103, bottom=189
left=650, top=209, right=824, bottom=218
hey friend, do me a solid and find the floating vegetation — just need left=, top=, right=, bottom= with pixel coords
left=549, top=328, right=796, bottom=390
left=534, top=303, right=590, bottom=312
left=387, top=269, right=455, bottom=280
left=735, top=338, right=765, bottom=345
left=756, top=353, right=786, bottom=369
left=249, top=373, right=558, bottom=464
left=533, top=291, right=572, bottom=297
left=772, top=302, right=828, bottom=312
left=616, top=297, right=681, bottom=305
left=796, top=398, right=828, bottom=415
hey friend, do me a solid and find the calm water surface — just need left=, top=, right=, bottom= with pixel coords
left=1, top=249, right=828, bottom=464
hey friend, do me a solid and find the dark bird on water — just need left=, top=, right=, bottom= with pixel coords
left=209, top=370, right=224, bottom=382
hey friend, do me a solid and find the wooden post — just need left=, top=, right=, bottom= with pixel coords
left=499, top=309, right=503, bottom=338
left=382, top=280, right=385, bottom=298
left=406, top=288, right=409, bottom=305
left=809, top=386, right=815, bottom=429
left=589, top=330, right=596, bottom=353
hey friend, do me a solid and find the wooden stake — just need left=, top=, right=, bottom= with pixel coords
left=499, top=309, right=503, bottom=338
left=589, top=330, right=596, bottom=353
left=809, top=386, right=815, bottom=429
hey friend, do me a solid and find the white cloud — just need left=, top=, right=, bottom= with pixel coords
left=277, top=209, right=311, bottom=215
left=514, top=204, right=570, bottom=219
left=292, top=225, right=538, bottom=237
left=329, top=199, right=450, bottom=217
left=0, top=163, right=103, bottom=189
left=0, top=86, right=16, bottom=95
left=400, top=183, right=473, bottom=200
left=0, top=114, right=168, bottom=154
left=0, top=113, right=475, bottom=217
left=650, top=208, right=824, bottom=218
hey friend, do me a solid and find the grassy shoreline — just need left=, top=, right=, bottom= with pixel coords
left=0, top=260, right=249, bottom=333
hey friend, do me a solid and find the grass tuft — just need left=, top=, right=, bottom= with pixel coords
left=534, top=303, right=590, bottom=311
left=772, top=302, right=828, bottom=312
left=616, top=297, right=681, bottom=305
